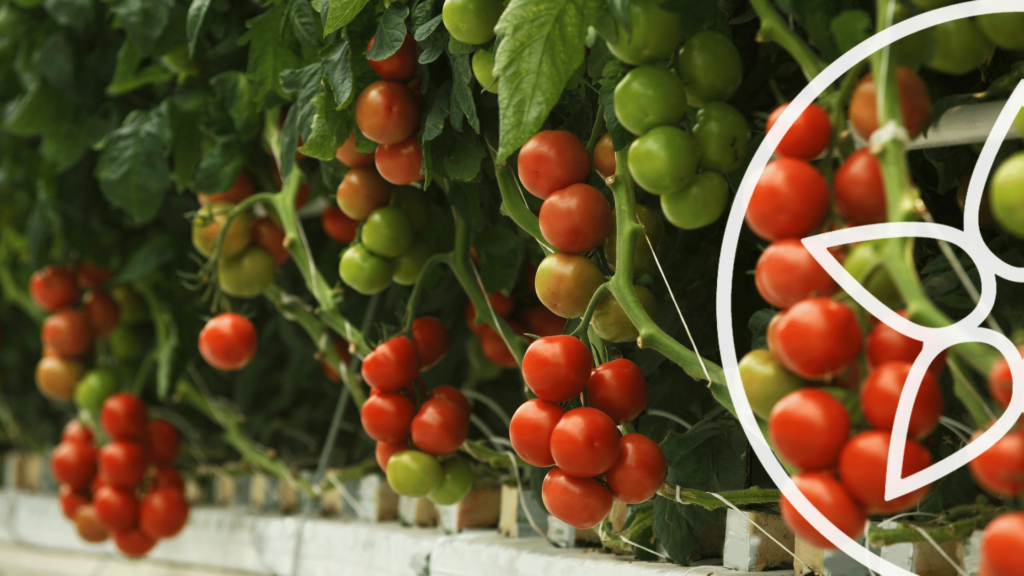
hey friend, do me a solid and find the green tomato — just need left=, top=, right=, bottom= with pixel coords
left=738, top=349, right=805, bottom=420
left=393, top=242, right=433, bottom=286
left=605, top=0, right=682, bottom=66
left=892, top=27, right=936, bottom=71
left=604, top=204, right=665, bottom=277
left=1016, top=109, right=1024, bottom=139
left=217, top=247, right=275, bottom=299
left=535, top=253, right=606, bottom=318
left=590, top=285, right=657, bottom=343
left=926, top=19, right=993, bottom=76
left=472, top=49, right=499, bottom=94
left=74, top=368, right=118, bottom=418
left=109, top=326, right=146, bottom=362
left=428, top=457, right=474, bottom=505
left=843, top=241, right=903, bottom=309
left=991, top=151, right=1024, bottom=238
left=442, top=0, right=503, bottom=45
left=660, top=171, right=729, bottom=230
left=340, top=244, right=396, bottom=295
left=362, top=206, right=414, bottom=258
left=111, top=285, right=147, bottom=325
left=192, top=202, right=251, bottom=260
left=627, top=126, right=699, bottom=195
left=389, top=187, right=429, bottom=233
left=677, top=31, right=742, bottom=106
left=387, top=450, right=444, bottom=497
left=977, top=14, right=1024, bottom=50
left=693, top=102, right=749, bottom=173
left=614, top=66, right=688, bottom=135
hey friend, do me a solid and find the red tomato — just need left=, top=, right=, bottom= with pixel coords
left=198, top=172, right=254, bottom=206
left=989, top=357, right=1014, bottom=409
left=59, top=484, right=89, bottom=519
left=521, top=335, right=593, bottom=403
left=360, top=392, right=416, bottom=443
left=101, top=393, right=149, bottom=441
left=410, top=398, right=469, bottom=456
left=250, top=217, right=289, bottom=266
left=849, top=67, right=931, bottom=141
left=837, top=430, right=932, bottom=513
left=538, top=184, right=613, bottom=254
left=780, top=472, right=866, bottom=550
left=428, top=385, right=470, bottom=415
left=477, top=323, right=522, bottom=369
left=766, top=102, right=832, bottom=160
left=549, top=407, right=621, bottom=478
left=541, top=467, right=613, bottom=530
left=30, top=265, right=79, bottom=311
left=754, top=239, right=838, bottom=309
left=861, top=361, right=943, bottom=439
left=375, top=136, right=424, bottom=185
left=362, top=336, right=420, bottom=392
left=98, top=441, right=146, bottom=489
left=517, top=130, right=592, bottom=200
left=83, top=291, right=120, bottom=338
left=768, top=298, right=862, bottom=380
left=768, top=388, right=850, bottom=471
left=63, top=419, right=94, bottom=445
left=51, top=441, right=97, bottom=490
left=834, top=149, right=887, bottom=226
left=335, top=167, right=391, bottom=221
left=74, top=505, right=109, bottom=543
left=587, top=359, right=647, bottom=424
left=321, top=337, right=352, bottom=383
left=151, top=467, right=185, bottom=492
left=412, top=317, right=449, bottom=369
left=336, top=133, right=376, bottom=168
left=148, top=420, right=180, bottom=465
left=113, top=528, right=156, bottom=557
left=604, top=433, right=666, bottom=504
left=745, top=158, right=830, bottom=241
left=355, top=81, right=420, bottom=145
left=509, top=399, right=566, bottom=467
left=321, top=206, right=360, bottom=243
left=593, top=133, right=616, bottom=179
left=295, top=182, right=311, bottom=209
left=968, top=431, right=1024, bottom=498
left=519, top=304, right=566, bottom=337
left=981, top=512, right=1024, bottom=576
left=139, top=488, right=189, bottom=539
left=367, top=32, right=418, bottom=80
left=866, top=310, right=946, bottom=377
left=376, top=440, right=409, bottom=471
left=94, top=486, right=139, bottom=531
left=76, top=262, right=113, bottom=290
left=41, top=309, right=93, bottom=358
left=198, top=313, right=258, bottom=371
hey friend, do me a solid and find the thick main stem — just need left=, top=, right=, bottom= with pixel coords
left=748, top=0, right=828, bottom=81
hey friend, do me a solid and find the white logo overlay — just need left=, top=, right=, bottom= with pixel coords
left=717, top=2, right=1024, bottom=573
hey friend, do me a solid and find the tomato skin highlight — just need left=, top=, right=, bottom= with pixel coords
left=849, top=67, right=931, bottom=141
left=522, top=335, right=593, bottom=403
left=198, top=313, right=258, bottom=371
left=766, top=102, right=832, bottom=160
left=516, top=130, right=591, bottom=200
left=355, top=81, right=420, bottom=145
left=539, top=184, right=613, bottom=254
left=754, top=238, right=838, bottom=309
left=63, top=419, right=94, bottom=445
left=745, top=158, right=830, bottom=241
left=860, top=360, right=943, bottom=439
left=968, top=431, right=1024, bottom=498
left=837, top=430, right=932, bottom=514
left=367, top=32, right=418, bottom=80
left=981, top=512, right=1024, bottom=576
left=362, top=336, right=420, bottom=392
left=587, top=358, right=648, bottom=424
left=780, top=472, right=866, bottom=550
left=549, top=407, right=622, bottom=478
left=509, top=399, right=566, bottom=467
left=375, top=136, right=424, bottom=185
left=834, top=149, right=887, bottom=226
left=769, top=298, right=862, bottom=380
left=360, top=392, right=416, bottom=443
left=769, top=388, right=850, bottom=471
left=604, top=433, right=666, bottom=504
left=31, top=265, right=79, bottom=312
left=542, top=467, right=614, bottom=530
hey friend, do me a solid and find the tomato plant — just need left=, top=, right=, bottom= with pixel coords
left=614, top=66, right=688, bottom=135
left=737, top=349, right=805, bottom=420
left=604, top=433, right=667, bottom=504
left=676, top=31, right=743, bottom=105
left=769, top=298, right=862, bottom=380
left=627, top=126, right=699, bottom=195
left=538, top=184, right=612, bottom=253
left=542, top=467, right=614, bottom=530
left=336, top=167, right=392, bottom=221
left=745, top=158, right=830, bottom=241
left=849, top=67, right=931, bottom=140
left=139, top=488, right=189, bottom=539
left=368, top=33, right=418, bottom=80
left=521, top=335, right=592, bottom=402
left=386, top=450, right=443, bottom=497
left=692, top=102, right=750, bottom=173
left=510, top=399, right=566, bottom=467
left=535, top=253, right=606, bottom=318
left=442, top=0, right=504, bottom=45
left=860, top=361, right=943, bottom=439
left=516, top=131, right=591, bottom=200
left=834, top=149, right=887, bottom=226
left=754, top=238, right=838, bottom=309
left=375, top=136, right=424, bottom=185
left=837, top=430, right=932, bottom=514
left=768, top=388, right=850, bottom=470
left=355, top=81, right=420, bottom=145
left=549, top=407, right=621, bottom=478
left=362, top=335, right=420, bottom=392
left=766, top=102, right=831, bottom=160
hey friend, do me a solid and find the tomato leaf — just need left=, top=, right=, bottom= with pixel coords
left=210, top=71, right=257, bottom=134
left=108, top=38, right=174, bottom=96
left=598, top=59, right=630, bottom=151
left=95, top=104, right=172, bottom=226
left=422, top=81, right=451, bottom=142
left=367, top=2, right=408, bottom=61
left=322, top=40, right=354, bottom=107
left=652, top=498, right=724, bottom=565
left=419, top=27, right=448, bottom=64
left=186, top=0, right=213, bottom=57
left=444, top=137, right=487, bottom=181
left=110, top=0, right=173, bottom=56
left=302, top=90, right=355, bottom=161
left=605, top=0, right=630, bottom=34
left=324, top=0, right=374, bottom=36
left=240, top=5, right=304, bottom=104
left=289, top=0, right=324, bottom=47
left=748, top=308, right=773, bottom=350
left=661, top=412, right=747, bottom=492
left=193, top=135, right=245, bottom=194
left=42, top=0, right=94, bottom=32
left=448, top=53, right=479, bottom=133
left=111, top=233, right=177, bottom=286
left=448, top=36, right=476, bottom=54
left=412, top=3, right=442, bottom=42
left=279, top=63, right=324, bottom=180
left=830, top=9, right=871, bottom=55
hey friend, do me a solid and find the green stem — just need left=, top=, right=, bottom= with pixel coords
left=748, top=0, right=828, bottom=81
left=319, top=457, right=378, bottom=489
left=491, top=155, right=554, bottom=252
left=0, top=265, right=43, bottom=324
left=401, top=253, right=452, bottom=336
left=585, top=103, right=606, bottom=154
left=657, top=484, right=781, bottom=511
left=866, top=505, right=1004, bottom=547
left=570, top=282, right=608, bottom=339
left=311, top=386, right=350, bottom=486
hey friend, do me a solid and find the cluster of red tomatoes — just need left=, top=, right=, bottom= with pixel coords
left=334, top=33, right=434, bottom=296
left=508, top=335, right=666, bottom=529
left=191, top=172, right=303, bottom=299
left=359, top=318, right=476, bottom=504
left=50, top=394, right=188, bottom=557
left=31, top=263, right=121, bottom=401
